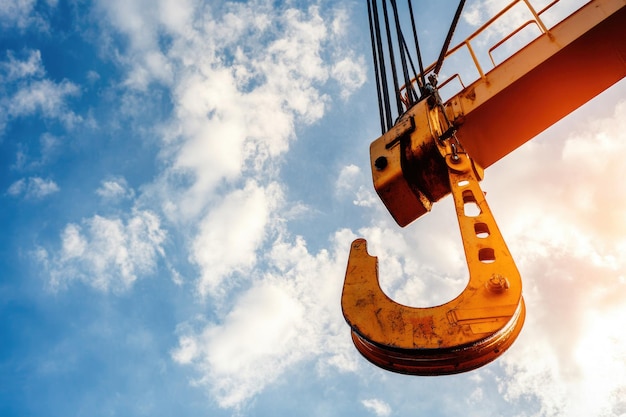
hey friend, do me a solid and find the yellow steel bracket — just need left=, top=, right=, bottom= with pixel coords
left=341, top=140, right=525, bottom=375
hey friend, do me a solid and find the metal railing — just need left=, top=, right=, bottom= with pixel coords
left=401, top=0, right=588, bottom=104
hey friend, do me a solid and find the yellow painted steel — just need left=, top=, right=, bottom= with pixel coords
left=341, top=0, right=625, bottom=376
left=342, top=101, right=525, bottom=375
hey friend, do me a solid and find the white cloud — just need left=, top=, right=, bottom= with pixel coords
left=0, top=0, right=58, bottom=30
left=8, top=79, right=80, bottom=121
left=172, top=229, right=359, bottom=409
left=157, top=0, right=194, bottom=35
left=0, top=49, right=44, bottom=81
left=82, top=0, right=368, bottom=409
left=353, top=185, right=378, bottom=208
left=9, top=132, right=60, bottom=170
left=0, top=0, right=36, bottom=29
left=191, top=181, right=278, bottom=298
left=362, top=398, right=392, bottom=417
left=7, top=179, right=26, bottom=196
left=0, top=50, right=82, bottom=133
left=40, top=0, right=367, bottom=306
left=462, top=4, right=483, bottom=27
left=335, top=164, right=379, bottom=208
left=331, top=55, right=367, bottom=100
left=169, top=266, right=184, bottom=286
left=29, top=177, right=59, bottom=198
left=45, top=210, right=166, bottom=292
left=335, top=164, right=361, bottom=194
left=330, top=5, right=350, bottom=38
left=97, top=0, right=366, bottom=221
left=159, top=4, right=340, bottom=212
left=96, top=177, right=135, bottom=200
left=571, top=308, right=626, bottom=416
left=502, top=305, right=626, bottom=417
left=39, top=132, right=60, bottom=160
left=177, top=281, right=305, bottom=408
left=7, top=176, right=59, bottom=199
left=86, top=70, right=100, bottom=83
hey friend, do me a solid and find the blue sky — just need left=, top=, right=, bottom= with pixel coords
left=2, top=0, right=626, bottom=416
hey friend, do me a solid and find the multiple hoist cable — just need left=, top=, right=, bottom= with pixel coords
left=367, top=0, right=465, bottom=134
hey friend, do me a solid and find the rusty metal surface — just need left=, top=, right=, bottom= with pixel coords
left=343, top=146, right=525, bottom=375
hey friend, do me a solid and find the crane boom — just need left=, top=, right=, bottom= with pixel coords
left=450, top=0, right=626, bottom=169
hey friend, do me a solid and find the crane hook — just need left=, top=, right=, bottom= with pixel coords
left=341, top=129, right=525, bottom=375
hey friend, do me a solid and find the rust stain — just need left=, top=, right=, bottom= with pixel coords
left=410, top=316, right=437, bottom=345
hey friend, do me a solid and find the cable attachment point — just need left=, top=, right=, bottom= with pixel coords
left=428, top=73, right=438, bottom=87
left=450, top=143, right=460, bottom=163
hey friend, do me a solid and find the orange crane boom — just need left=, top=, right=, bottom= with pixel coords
left=451, top=0, right=626, bottom=170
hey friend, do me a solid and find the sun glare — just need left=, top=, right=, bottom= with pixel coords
left=573, top=306, right=626, bottom=414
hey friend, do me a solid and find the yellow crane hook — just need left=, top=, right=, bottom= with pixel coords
left=341, top=99, right=525, bottom=375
